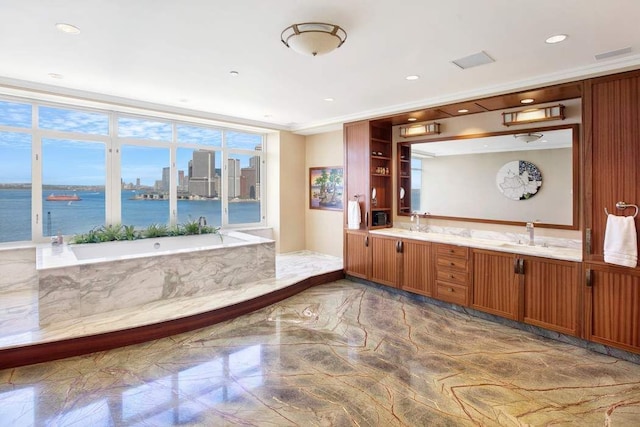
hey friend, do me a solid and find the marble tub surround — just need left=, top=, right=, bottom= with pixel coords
left=2, top=280, right=639, bottom=426
left=38, top=234, right=275, bottom=325
left=0, top=251, right=342, bottom=351
left=373, top=226, right=582, bottom=261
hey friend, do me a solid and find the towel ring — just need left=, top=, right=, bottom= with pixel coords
left=604, top=201, right=639, bottom=218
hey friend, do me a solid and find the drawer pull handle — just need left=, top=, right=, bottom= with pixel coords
left=450, top=262, right=455, bottom=266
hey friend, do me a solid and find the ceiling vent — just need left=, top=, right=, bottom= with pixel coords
left=594, top=47, right=633, bottom=61
left=452, top=51, right=495, bottom=70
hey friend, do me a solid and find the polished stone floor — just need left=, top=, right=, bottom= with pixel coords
left=2, top=279, right=640, bottom=426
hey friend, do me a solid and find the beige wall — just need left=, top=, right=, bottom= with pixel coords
left=266, top=131, right=306, bottom=253
left=305, top=130, right=344, bottom=258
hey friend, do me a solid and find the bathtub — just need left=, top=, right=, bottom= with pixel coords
left=36, top=231, right=275, bottom=325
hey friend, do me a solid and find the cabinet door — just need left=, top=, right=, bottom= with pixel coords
left=402, top=239, right=433, bottom=296
left=472, top=249, right=520, bottom=320
left=523, top=257, right=580, bottom=337
left=344, top=230, right=369, bottom=279
left=370, top=235, right=399, bottom=287
left=585, top=265, right=640, bottom=353
left=585, top=72, right=640, bottom=261
left=344, top=121, right=370, bottom=229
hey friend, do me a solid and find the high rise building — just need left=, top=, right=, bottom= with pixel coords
left=162, top=167, right=170, bottom=192
left=188, top=151, right=217, bottom=197
left=228, top=158, right=241, bottom=198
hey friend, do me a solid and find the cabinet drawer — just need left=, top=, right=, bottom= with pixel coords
left=436, top=282, right=468, bottom=306
left=436, top=256, right=468, bottom=271
left=436, top=269, right=468, bottom=286
left=436, top=244, right=469, bottom=258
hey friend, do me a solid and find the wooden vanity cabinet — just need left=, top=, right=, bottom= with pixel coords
left=401, top=239, right=433, bottom=296
left=434, top=244, right=471, bottom=306
left=523, top=256, right=580, bottom=337
left=472, top=249, right=521, bottom=320
left=584, top=264, right=640, bottom=353
left=344, top=229, right=370, bottom=279
left=370, top=234, right=401, bottom=287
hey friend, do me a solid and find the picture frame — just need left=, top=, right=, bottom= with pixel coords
left=309, top=166, right=344, bottom=211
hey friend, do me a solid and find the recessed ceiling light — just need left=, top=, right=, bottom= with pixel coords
left=178, top=98, right=189, bottom=103
left=457, top=109, right=469, bottom=113
left=263, top=114, right=272, bottom=118
left=405, top=75, right=420, bottom=81
left=229, top=70, right=239, bottom=77
left=323, top=97, right=334, bottom=102
left=55, top=23, right=80, bottom=34
left=520, top=98, right=535, bottom=104
left=48, top=73, right=64, bottom=79
left=407, top=118, right=417, bottom=122
left=545, top=34, right=567, bottom=44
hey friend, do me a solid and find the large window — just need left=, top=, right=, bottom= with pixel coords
left=0, top=97, right=266, bottom=244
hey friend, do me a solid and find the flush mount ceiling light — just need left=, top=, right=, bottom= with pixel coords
left=281, top=22, right=347, bottom=56
left=520, top=98, right=535, bottom=104
left=407, top=118, right=417, bottom=122
left=514, top=133, right=543, bottom=143
left=405, top=75, right=420, bottom=81
left=457, top=109, right=469, bottom=113
left=55, top=23, right=80, bottom=34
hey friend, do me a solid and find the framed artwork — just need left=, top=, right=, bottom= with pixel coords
left=309, top=166, right=344, bottom=210
left=496, top=160, right=543, bottom=200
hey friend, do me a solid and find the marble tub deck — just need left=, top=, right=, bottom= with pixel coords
left=0, top=250, right=343, bottom=351
left=2, top=279, right=640, bottom=426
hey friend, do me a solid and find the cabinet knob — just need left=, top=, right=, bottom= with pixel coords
left=448, top=287, right=454, bottom=292
left=450, top=262, right=455, bottom=266
left=449, top=274, right=455, bottom=279
left=449, top=249, right=454, bottom=253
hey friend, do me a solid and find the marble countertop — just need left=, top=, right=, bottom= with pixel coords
left=370, top=228, right=582, bottom=262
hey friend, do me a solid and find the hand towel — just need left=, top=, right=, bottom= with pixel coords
left=604, top=214, right=638, bottom=268
left=347, top=200, right=361, bottom=230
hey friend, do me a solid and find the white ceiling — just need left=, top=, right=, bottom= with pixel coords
left=1, top=0, right=639, bottom=134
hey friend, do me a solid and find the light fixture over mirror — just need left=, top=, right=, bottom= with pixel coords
left=399, top=122, right=441, bottom=137
left=502, top=104, right=565, bottom=126
left=281, top=22, right=347, bottom=56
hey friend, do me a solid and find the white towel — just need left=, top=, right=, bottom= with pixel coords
left=347, top=200, right=361, bottom=230
left=604, top=214, right=638, bottom=268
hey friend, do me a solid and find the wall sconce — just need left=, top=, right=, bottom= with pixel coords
left=502, top=104, right=565, bottom=127
left=399, top=122, right=440, bottom=137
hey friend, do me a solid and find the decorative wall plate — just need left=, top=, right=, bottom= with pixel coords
left=496, top=160, right=542, bottom=200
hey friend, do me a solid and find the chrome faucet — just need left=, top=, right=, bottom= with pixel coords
left=410, top=212, right=421, bottom=231
left=198, top=216, right=207, bottom=234
left=526, top=222, right=534, bottom=246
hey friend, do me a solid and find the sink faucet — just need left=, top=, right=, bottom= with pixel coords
left=198, top=216, right=207, bottom=234
left=526, top=222, right=534, bottom=246
left=410, top=212, right=421, bottom=231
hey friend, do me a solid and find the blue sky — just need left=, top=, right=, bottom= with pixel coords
left=0, top=100, right=262, bottom=185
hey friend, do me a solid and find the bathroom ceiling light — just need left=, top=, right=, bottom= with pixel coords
left=323, top=97, right=334, bottom=102
left=48, top=73, right=64, bottom=79
left=399, top=122, right=440, bottom=137
left=545, top=34, right=567, bottom=44
left=520, top=98, right=535, bottom=104
left=514, top=133, right=543, bottom=143
left=407, top=118, right=417, bottom=122
left=229, top=70, right=239, bottom=76
left=281, top=22, right=347, bottom=56
left=457, top=109, right=469, bottom=113
left=405, top=75, right=420, bottom=81
left=55, top=23, right=80, bottom=34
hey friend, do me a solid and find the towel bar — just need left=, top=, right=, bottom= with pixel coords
left=604, top=201, right=639, bottom=218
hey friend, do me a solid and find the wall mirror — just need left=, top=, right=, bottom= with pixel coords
left=397, top=124, right=578, bottom=229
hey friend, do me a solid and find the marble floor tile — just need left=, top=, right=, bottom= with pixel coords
left=1, top=279, right=639, bottom=426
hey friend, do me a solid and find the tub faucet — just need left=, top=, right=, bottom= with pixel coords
left=198, top=216, right=207, bottom=234
left=526, top=222, right=534, bottom=246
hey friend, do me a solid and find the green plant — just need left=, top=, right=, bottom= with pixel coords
left=123, top=224, right=138, bottom=240
left=72, top=227, right=102, bottom=244
left=97, top=224, right=125, bottom=242
left=143, top=223, right=169, bottom=238
left=182, top=219, right=201, bottom=235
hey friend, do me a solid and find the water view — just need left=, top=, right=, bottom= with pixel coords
left=0, top=188, right=260, bottom=243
